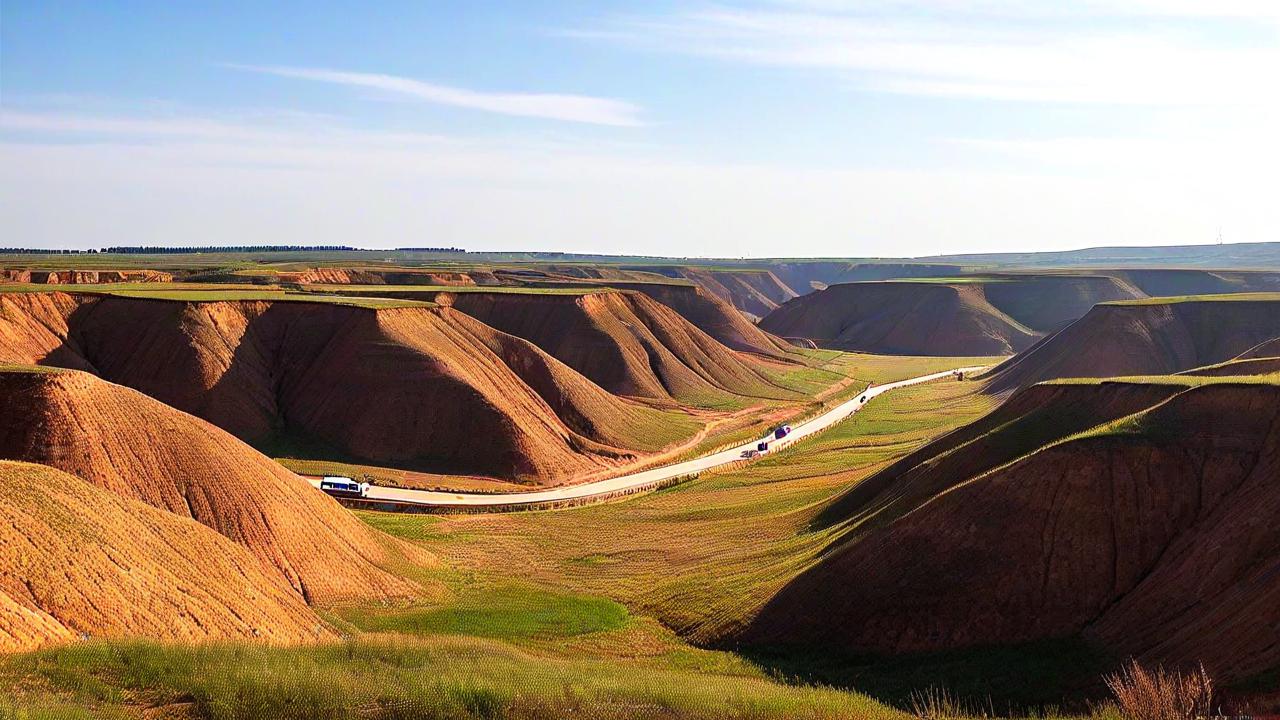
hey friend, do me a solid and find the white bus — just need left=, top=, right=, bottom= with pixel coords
left=319, top=476, right=371, bottom=498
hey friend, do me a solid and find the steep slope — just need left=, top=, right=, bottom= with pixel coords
left=1, top=269, right=173, bottom=283
left=1237, top=336, right=1280, bottom=360
left=283, top=267, right=498, bottom=286
left=1179, top=357, right=1280, bottom=377
left=0, top=367, right=426, bottom=605
left=763, top=262, right=966, bottom=295
left=0, top=461, right=331, bottom=650
left=981, top=274, right=1144, bottom=331
left=604, top=281, right=796, bottom=357
left=0, top=291, right=698, bottom=483
left=984, top=295, right=1280, bottom=393
left=760, top=281, right=1039, bottom=356
left=431, top=290, right=806, bottom=406
left=625, top=267, right=799, bottom=319
left=1103, top=269, right=1280, bottom=297
left=748, top=379, right=1280, bottom=685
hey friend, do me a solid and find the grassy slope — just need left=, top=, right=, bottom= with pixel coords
left=1103, top=291, right=1280, bottom=304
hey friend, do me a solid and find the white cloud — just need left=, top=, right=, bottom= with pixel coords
left=571, top=1, right=1280, bottom=107
left=226, top=65, right=644, bottom=127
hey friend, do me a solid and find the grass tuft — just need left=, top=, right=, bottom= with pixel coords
left=1103, top=661, right=1214, bottom=720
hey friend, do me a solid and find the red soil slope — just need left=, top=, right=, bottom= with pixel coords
left=431, top=290, right=806, bottom=406
left=760, top=281, right=1039, bottom=356
left=281, top=267, right=496, bottom=286
left=0, top=368, right=427, bottom=605
left=603, top=281, right=797, bottom=357
left=984, top=297, right=1280, bottom=393
left=0, top=460, right=332, bottom=650
left=624, top=267, right=799, bottom=319
left=0, top=292, right=696, bottom=483
left=1, top=269, right=173, bottom=283
left=749, top=379, right=1280, bottom=685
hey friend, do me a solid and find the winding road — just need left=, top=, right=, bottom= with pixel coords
left=310, top=366, right=988, bottom=512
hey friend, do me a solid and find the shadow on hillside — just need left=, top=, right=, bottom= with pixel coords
left=730, top=637, right=1112, bottom=714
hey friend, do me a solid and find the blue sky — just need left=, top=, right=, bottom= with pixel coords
left=2, top=1, right=1278, bottom=257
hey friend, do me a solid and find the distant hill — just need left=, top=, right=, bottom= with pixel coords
left=922, top=241, right=1280, bottom=268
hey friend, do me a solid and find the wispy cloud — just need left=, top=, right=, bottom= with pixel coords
left=568, top=1, right=1280, bottom=107
left=226, top=64, right=644, bottom=127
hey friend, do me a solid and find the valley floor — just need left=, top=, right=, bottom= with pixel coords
left=4, top=353, right=1091, bottom=720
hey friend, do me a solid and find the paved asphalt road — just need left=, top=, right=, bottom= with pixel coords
left=308, top=365, right=988, bottom=511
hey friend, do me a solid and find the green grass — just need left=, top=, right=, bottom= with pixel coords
left=2, top=638, right=905, bottom=720
left=0, top=283, right=435, bottom=308
left=399, top=378, right=998, bottom=649
left=883, top=276, right=1010, bottom=284
left=1103, top=291, right=1280, bottom=304
left=0, top=363, right=67, bottom=375
left=1046, top=373, right=1280, bottom=387
left=301, top=284, right=613, bottom=295
left=341, top=585, right=629, bottom=641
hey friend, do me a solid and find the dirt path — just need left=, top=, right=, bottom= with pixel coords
left=310, top=366, right=988, bottom=512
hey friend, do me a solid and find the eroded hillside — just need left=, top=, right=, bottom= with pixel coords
left=984, top=295, right=1280, bottom=393
left=0, top=291, right=708, bottom=483
left=0, top=367, right=427, bottom=605
left=760, top=281, right=1040, bottom=355
left=747, top=376, right=1280, bottom=685
left=0, top=460, right=332, bottom=650
left=426, top=289, right=808, bottom=406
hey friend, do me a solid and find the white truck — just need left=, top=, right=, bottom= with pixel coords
left=319, top=476, right=371, bottom=498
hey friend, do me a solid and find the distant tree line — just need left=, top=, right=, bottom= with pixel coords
left=0, top=248, right=98, bottom=254
left=394, top=247, right=467, bottom=253
left=102, top=245, right=365, bottom=254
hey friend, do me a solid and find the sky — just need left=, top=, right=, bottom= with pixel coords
left=2, top=1, right=1278, bottom=258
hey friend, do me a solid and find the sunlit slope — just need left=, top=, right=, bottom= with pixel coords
left=0, top=291, right=701, bottom=483
left=435, top=289, right=808, bottom=405
left=0, top=367, right=427, bottom=605
left=0, top=461, right=331, bottom=650
left=604, top=281, right=797, bottom=356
